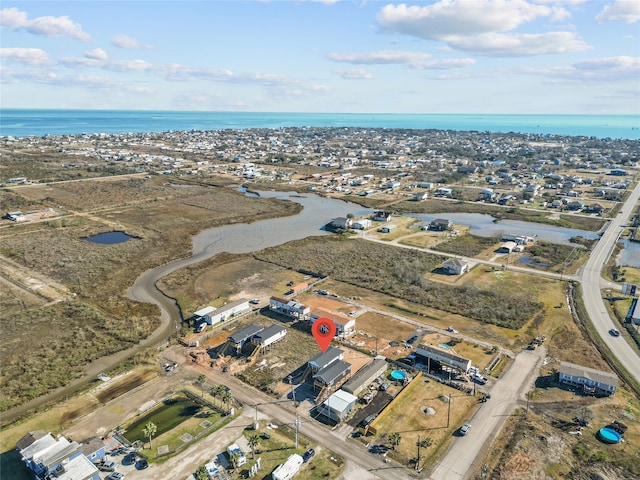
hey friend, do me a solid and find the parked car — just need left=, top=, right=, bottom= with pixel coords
left=250, top=298, right=260, bottom=304
left=126, top=451, right=136, bottom=464
left=105, top=473, right=125, bottom=480
left=407, top=335, right=418, bottom=344
left=379, top=382, right=390, bottom=391
left=609, top=328, right=621, bottom=337
left=361, top=414, right=376, bottom=428
left=460, top=423, right=472, bottom=436
left=302, top=448, right=316, bottom=463
left=99, top=461, right=116, bottom=472
left=261, top=432, right=270, bottom=440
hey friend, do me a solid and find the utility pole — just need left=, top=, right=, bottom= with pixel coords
left=447, top=394, right=451, bottom=428
left=288, top=375, right=295, bottom=404
left=294, top=413, right=301, bottom=449
left=254, top=404, right=259, bottom=430
left=416, top=435, right=421, bottom=471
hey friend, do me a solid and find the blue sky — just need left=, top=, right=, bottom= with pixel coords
left=1, top=0, right=639, bottom=113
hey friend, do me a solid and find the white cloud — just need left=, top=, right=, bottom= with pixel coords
left=376, top=0, right=555, bottom=39
left=523, top=56, right=640, bottom=81
left=111, top=34, right=148, bottom=49
left=0, top=47, right=49, bottom=66
left=596, top=0, right=640, bottom=23
left=449, top=31, right=591, bottom=56
left=0, top=7, right=91, bottom=41
left=326, top=49, right=475, bottom=69
left=326, top=50, right=432, bottom=65
left=332, top=68, right=374, bottom=79
left=85, top=48, right=108, bottom=61
left=375, top=0, right=588, bottom=56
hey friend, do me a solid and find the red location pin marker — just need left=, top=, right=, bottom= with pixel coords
left=311, top=317, right=336, bottom=353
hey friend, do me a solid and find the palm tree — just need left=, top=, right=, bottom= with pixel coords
left=142, top=422, right=157, bottom=449
left=417, top=436, right=433, bottom=449
left=221, top=389, right=233, bottom=414
left=229, top=450, right=241, bottom=471
left=194, top=465, right=208, bottom=480
left=197, top=374, right=206, bottom=398
left=248, top=434, right=260, bottom=459
left=388, top=432, right=402, bottom=450
left=210, top=385, right=220, bottom=406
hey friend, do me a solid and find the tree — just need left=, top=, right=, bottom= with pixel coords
left=194, top=465, right=208, bottom=480
left=417, top=436, right=433, bottom=449
left=210, top=385, right=221, bottom=407
left=388, top=432, right=402, bottom=450
left=221, top=389, right=233, bottom=414
left=142, top=422, right=157, bottom=449
left=248, top=434, right=260, bottom=459
left=197, top=374, right=206, bottom=398
left=229, top=450, right=241, bottom=471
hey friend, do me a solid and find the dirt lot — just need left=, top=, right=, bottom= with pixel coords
left=476, top=386, right=640, bottom=479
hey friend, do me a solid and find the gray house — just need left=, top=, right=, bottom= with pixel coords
left=558, top=361, right=618, bottom=396
left=313, top=360, right=352, bottom=391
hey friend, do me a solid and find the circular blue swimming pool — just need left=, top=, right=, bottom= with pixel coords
left=598, top=427, right=622, bottom=444
left=390, top=370, right=407, bottom=380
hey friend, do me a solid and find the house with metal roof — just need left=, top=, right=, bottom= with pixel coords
left=251, top=324, right=287, bottom=349
left=228, top=325, right=264, bottom=348
left=558, top=361, right=618, bottom=396
left=415, top=344, right=472, bottom=373
left=308, top=347, right=343, bottom=372
left=206, top=299, right=251, bottom=325
left=313, top=360, right=351, bottom=391
left=341, top=357, right=388, bottom=397
left=269, top=296, right=311, bottom=321
left=317, top=389, right=358, bottom=422
left=442, top=258, right=469, bottom=275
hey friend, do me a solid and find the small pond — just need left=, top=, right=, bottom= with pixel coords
left=124, top=396, right=203, bottom=443
left=85, top=231, right=134, bottom=244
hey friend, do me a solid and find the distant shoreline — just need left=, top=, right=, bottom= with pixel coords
left=2, top=109, right=639, bottom=140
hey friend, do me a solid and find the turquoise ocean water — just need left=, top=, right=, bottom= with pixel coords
left=1, top=109, right=638, bottom=139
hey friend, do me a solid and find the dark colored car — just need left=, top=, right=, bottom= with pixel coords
left=261, top=432, right=270, bottom=440
left=407, top=335, right=418, bottom=344
left=137, top=458, right=148, bottom=469
left=302, top=448, right=315, bottom=463
left=609, top=328, right=621, bottom=337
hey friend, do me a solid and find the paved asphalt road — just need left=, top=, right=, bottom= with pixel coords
left=428, top=347, right=546, bottom=480
left=580, top=181, right=640, bottom=384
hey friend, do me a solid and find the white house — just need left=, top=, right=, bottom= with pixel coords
left=311, top=310, right=355, bottom=337
left=498, top=241, right=518, bottom=253
left=317, top=389, right=357, bottom=422
left=412, top=192, right=428, bottom=201
left=206, top=299, right=251, bottom=325
left=194, top=306, right=217, bottom=324
left=226, top=443, right=246, bottom=467
left=272, top=454, right=304, bottom=480
left=558, top=361, right=618, bottom=396
left=435, top=187, right=452, bottom=197
left=352, top=218, right=372, bottom=230
left=269, top=296, right=311, bottom=320
left=442, top=258, right=469, bottom=275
